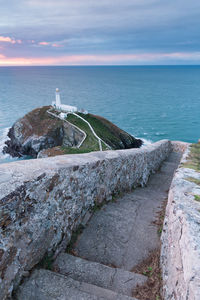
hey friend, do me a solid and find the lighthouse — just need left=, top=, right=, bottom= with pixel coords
left=55, top=88, right=61, bottom=106
left=51, top=88, right=78, bottom=113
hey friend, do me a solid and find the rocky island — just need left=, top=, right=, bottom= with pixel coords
left=3, top=105, right=142, bottom=159
left=2, top=90, right=199, bottom=300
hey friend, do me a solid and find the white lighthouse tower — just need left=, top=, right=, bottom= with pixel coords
left=51, top=88, right=78, bottom=113
left=55, top=88, right=61, bottom=107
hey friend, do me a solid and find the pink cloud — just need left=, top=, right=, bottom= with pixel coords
left=52, top=43, right=62, bottom=48
left=38, top=41, right=62, bottom=47
left=0, top=36, right=22, bottom=44
left=38, top=41, right=50, bottom=46
left=0, top=36, right=15, bottom=43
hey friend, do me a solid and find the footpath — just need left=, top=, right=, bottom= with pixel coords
left=16, top=151, right=181, bottom=300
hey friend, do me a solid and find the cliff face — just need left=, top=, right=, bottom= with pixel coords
left=3, top=106, right=62, bottom=157
left=3, top=106, right=84, bottom=158
left=3, top=106, right=142, bottom=158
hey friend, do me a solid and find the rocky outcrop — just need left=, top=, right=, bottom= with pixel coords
left=3, top=106, right=62, bottom=158
left=161, top=143, right=200, bottom=300
left=3, top=106, right=85, bottom=158
left=0, top=140, right=171, bottom=299
left=3, top=106, right=142, bottom=158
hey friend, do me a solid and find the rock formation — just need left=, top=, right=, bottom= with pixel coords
left=3, top=106, right=142, bottom=158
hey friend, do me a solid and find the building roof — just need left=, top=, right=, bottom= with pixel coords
left=58, top=104, right=77, bottom=112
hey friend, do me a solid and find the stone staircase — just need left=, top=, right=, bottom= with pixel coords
left=17, top=265, right=141, bottom=300
left=53, top=253, right=147, bottom=297
left=16, top=152, right=181, bottom=300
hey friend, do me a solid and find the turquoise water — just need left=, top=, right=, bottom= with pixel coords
left=0, top=66, right=200, bottom=163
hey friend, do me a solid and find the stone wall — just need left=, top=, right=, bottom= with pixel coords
left=171, top=141, right=189, bottom=153
left=0, top=140, right=171, bottom=299
left=161, top=144, right=200, bottom=300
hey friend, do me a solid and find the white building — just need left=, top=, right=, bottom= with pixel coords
left=52, top=88, right=78, bottom=113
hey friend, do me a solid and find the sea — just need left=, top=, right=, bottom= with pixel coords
left=0, top=65, right=200, bottom=164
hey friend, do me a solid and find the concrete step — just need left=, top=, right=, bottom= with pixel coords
left=53, top=253, right=147, bottom=297
left=16, top=269, right=138, bottom=300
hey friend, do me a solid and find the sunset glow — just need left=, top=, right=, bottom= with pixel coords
left=0, top=52, right=200, bottom=66
left=0, top=0, right=200, bottom=66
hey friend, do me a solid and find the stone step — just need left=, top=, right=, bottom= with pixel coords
left=53, top=253, right=147, bottom=297
left=16, top=269, right=138, bottom=300
left=71, top=152, right=181, bottom=271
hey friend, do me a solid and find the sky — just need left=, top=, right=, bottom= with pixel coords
left=0, top=0, right=200, bottom=66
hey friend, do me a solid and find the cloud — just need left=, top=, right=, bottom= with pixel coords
left=0, top=36, right=22, bottom=44
left=0, top=1, right=200, bottom=65
left=37, top=41, right=63, bottom=48
left=38, top=41, right=50, bottom=46
left=52, top=43, right=62, bottom=48
left=0, top=36, right=15, bottom=43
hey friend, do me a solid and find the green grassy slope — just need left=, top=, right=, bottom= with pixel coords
left=76, top=113, right=142, bottom=149
left=63, top=113, right=107, bottom=154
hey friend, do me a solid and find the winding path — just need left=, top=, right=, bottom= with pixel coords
left=47, top=107, right=111, bottom=151
left=47, top=108, right=87, bottom=148
left=72, top=112, right=112, bottom=151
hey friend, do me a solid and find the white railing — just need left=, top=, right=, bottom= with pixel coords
left=47, top=108, right=87, bottom=148
left=72, top=113, right=112, bottom=151
left=47, top=107, right=112, bottom=152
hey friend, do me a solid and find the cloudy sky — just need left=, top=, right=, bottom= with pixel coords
left=0, top=0, right=200, bottom=65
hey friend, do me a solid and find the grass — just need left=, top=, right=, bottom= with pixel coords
left=76, top=113, right=121, bottom=148
left=111, top=190, right=123, bottom=202
left=61, top=147, right=94, bottom=155
left=182, top=143, right=200, bottom=172
left=22, top=106, right=63, bottom=137
left=183, top=144, right=200, bottom=206
left=143, top=266, right=153, bottom=277
left=66, top=224, right=85, bottom=254
left=38, top=253, right=54, bottom=270
left=157, top=227, right=163, bottom=236
left=44, top=110, right=141, bottom=156
left=132, top=249, right=163, bottom=300
left=66, top=113, right=105, bottom=153
left=194, top=195, right=200, bottom=202
left=186, top=177, right=200, bottom=186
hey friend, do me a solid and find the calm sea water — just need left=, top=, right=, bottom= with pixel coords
left=0, top=65, right=200, bottom=164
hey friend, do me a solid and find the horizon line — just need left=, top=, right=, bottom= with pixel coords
left=0, top=64, right=200, bottom=67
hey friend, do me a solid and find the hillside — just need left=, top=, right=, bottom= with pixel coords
left=68, top=113, right=142, bottom=150
left=3, top=106, right=142, bottom=158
